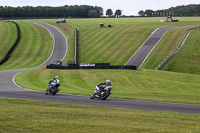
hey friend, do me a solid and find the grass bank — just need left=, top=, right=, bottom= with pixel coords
left=141, top=27, right=190, bottom=69
left=0, top=97, right=200, bottom=133
left=15, top=69, right=200, bottom=104
left=37, top=17, right=200, bottom=66
left=0, top=21, right=17, bottom=60
left=31, top=19, right=75, bottom=64
left=0, top=21, right=53, bottom=70
left=161, top=28, right=200, bottom=74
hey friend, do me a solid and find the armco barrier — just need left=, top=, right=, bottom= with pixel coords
left=155, top=26, right=200, bottom=70
left=46, top=63, right=137, bottom=70
left=0, top=21, right=20, bottom=65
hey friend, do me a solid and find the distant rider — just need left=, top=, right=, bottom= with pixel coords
left=97, top=80, right=112, bottom=94
left=45, top=75, right=60, bottom=95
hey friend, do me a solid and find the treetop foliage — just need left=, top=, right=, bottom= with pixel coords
left=138, top=4, right=200, bottom=16
left=106, top=9, right=113, bottom=16
left=0, top=5, right=103, bottom=18
left=115, top=9, right=122, bottom=17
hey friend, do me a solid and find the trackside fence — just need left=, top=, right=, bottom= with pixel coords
left=74, top=28, right=78, bottom=64
left=0, top=21, right=20, bottom=65
left=45, top=27, right=137, bottom=70
left=155, top=26, right=200, bottom=70
left=46, top=63, right=137, bottom=70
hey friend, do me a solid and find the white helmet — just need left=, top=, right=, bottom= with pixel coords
left=106, top=80, right=110, bottom=83
left=55, top=75, right=59, bottom=79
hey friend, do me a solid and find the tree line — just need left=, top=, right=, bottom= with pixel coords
left=0, top=5, right=103, bottom=18
left=138, top=4, right=200, bottom=16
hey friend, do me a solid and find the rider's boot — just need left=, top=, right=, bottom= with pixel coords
left=45, top=89, right=49, bottom=95
left=97, top=90, right=102, bottom=98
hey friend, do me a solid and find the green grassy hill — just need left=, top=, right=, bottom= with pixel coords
left=31, top=19, right=75, bottom=64
left=67, top=18, right=168, bottom=65
left=0, top=21, right=53, bottom=70
left=38, top=17, right=200, bottom=66
left=141, top=27, right=191, bottom=69
left=12, top=17, right=200, bottom=104
left=0, top=21, right=17, bottom=60
left=2, top=17, right=200, bottom=132
left=68, top=17, right=200, bottom=65
left=142, top=26, right=200, bottom=75
left=161, top=28, right=200, bottom=74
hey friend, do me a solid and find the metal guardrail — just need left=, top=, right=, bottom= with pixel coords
left=155, top=26, right=200, bottom=70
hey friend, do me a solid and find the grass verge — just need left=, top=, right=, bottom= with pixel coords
left=0, top=97, right=200, bottom=133
left=15, top=69, right=200, bottom=104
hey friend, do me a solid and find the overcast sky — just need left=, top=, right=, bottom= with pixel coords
left=1, top=0, right=199, bottom=15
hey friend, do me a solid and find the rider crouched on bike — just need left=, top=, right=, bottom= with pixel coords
left=97, top=80, right=112, bottom=94
left=45, top=75, right=60, bottom=95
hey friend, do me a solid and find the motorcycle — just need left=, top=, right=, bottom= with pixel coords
left=45, top=83, right=60, bottom=95
left=90, top=85, right=113, bottom=100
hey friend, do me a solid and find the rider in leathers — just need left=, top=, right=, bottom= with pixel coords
left=97, top=80, right=112, bottom=95
left=45, top=76, right=60, bottom=95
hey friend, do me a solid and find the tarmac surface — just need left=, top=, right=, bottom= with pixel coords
left=125, top=25, right=189, bottom=68
left=0, top=22, right=200, bottom=113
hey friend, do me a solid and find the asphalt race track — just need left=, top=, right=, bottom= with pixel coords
left=125, top=25, right=188, bottom=68
left=0, top=22, right=200, bottom=114
left=1, top=91, right=200, bottom=113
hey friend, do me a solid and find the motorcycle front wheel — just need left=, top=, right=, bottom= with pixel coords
left=51, top=87, right=58, bottom=95
left=100, top=91, right=110, bottom=100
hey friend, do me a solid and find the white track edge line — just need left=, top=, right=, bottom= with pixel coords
left=124, top=28, right=159, bottom=65
left=138, top=31, right=169, bottom=68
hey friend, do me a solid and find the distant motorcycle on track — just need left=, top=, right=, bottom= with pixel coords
left=90, top=85, right=113, bottom=100
left=45, top=82, right=60, bottom=95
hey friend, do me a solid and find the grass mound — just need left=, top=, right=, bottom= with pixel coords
left=0, top=21, right=17, bottom=60
left=0, top=21, right=53, bottom=70
left=161, top=28, right=200, bottom=74
left=32, top=19, right=75, bottom=64
left=69, top=18, right=161, bottom=65
left=37, top=17, right=200, bottom=67
left=141, top=27, right=190, bottom=69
